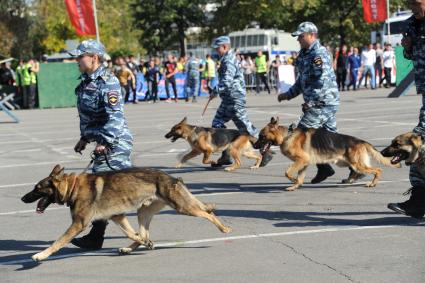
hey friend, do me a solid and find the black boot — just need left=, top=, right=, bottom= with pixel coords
left=259, top=150, right=273, bottom=167
left=311, top=164, right=335, bottom=184
left=211, top=150, right=233, bottom=167
left=71, top=220, right=108, bottom=250
left=388, top=187, right=425, bottom=219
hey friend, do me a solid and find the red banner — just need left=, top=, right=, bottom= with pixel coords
left=362, top=0, right=388, bottom=23
left=64, top=0, right=96, bottom=36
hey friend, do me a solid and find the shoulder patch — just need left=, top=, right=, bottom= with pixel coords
left=107, top=91, right=119, bottom=106
left=313, top=56, right=323, bottom=66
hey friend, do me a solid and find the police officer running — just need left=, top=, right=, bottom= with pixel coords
left=70, top=39, right=134, bottom=249
left=210, top=36, right=273, bottom=167
left=277, top=22, right=341, bottom=183
left=387, top=0, right=425, bottom=219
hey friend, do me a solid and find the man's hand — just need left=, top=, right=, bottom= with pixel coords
left=95, top=144, right=108, bottom=155
left=277, top=92, right=289, bottom=102
left=74, top=138, right=88, bottom=154
left=401, top=36, right=412, bottom=51
left=209, top=92, right=218, bottom=100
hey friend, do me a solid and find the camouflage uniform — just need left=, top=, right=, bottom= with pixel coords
left=70, top=39, right=134, bottom=250
left=211, top=40, right=257, bottom=136
left=185, top=56, right=200, bottom=99
left=286, top=39, right=339, bottom=132
left=73, top=40, right=133, bottom=173
left=278, top=22, right=340, bottom=184
left=403, top=16, right=425, bottom=187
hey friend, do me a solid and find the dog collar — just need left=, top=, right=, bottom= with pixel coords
left=65, top=175, right=80, bottom=207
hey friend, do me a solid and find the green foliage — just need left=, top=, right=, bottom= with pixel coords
left=0, top=0, right=411, bottom=58
left=208, top=0, right=409, bottom=48
left=132, top=0, right=207, bottom=56
left=0, top=0, right=143, bottom=59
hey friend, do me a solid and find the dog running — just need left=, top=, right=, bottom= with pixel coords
left=165, top=117, right=262, bottom=171
left=21, top=165, right=231, bottom=261
left=255, top=117, right=401, bottom=191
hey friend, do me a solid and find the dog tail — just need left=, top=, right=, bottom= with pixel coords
left=366, top=144, right=401, bottom=168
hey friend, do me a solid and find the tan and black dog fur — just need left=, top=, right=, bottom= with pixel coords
left=21, top=165, right=231, bottom=262
left=255, top=117, right=400, bottom=191
left=381, top=131, right=425, bottom=166
left=165, top=117, right=262, bottom=172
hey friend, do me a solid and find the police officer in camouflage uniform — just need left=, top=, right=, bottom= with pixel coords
left=277, top=22, right=341, bottom=183
left=185, top=52, right=200, bottom=103
left=387, top=0, right=425, bottom=219
left=70, top=40, right=134, bottom=249
left=210, top=36, right=273, bottom=167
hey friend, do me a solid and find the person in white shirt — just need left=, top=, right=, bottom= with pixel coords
left=359, top=44, right=376, bottom=89
left=382, top=43, right=395, bottom=88
left=241, top=55, right=254, bottom=92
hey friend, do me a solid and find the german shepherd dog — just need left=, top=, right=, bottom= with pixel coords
left=255, top=117, right=400, bottom=191
left=21, top=165, right=231, bottom=262
left=165, top=117, right=262, bottom=171
left=381, top=132, right=425, bottom=166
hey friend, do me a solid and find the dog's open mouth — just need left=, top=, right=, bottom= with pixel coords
left=165, top=133, right=179, bottom=143
left=390, top=152, right=409, bottom=165
left=36, top=197, right=52, bottom=214
left=260, top=142, right=271, bottom=154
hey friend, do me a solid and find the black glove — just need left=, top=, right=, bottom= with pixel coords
left=74, top=138, right=88, bottom=154
left=278, top=92, right=289, bottom=102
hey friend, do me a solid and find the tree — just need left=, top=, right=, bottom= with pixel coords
left=0, top=0, right=37, bottom=58
left=0, top=22, right=14, bottom=58
left=23, top=0, right=144, bottom=58
left=208, top=0, right=409, bottom=48
left=132, top=0, right=207, bottom=56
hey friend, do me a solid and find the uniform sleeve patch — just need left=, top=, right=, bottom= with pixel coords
left=313, top=56, right=323, bottom=66
left=107, top=91, right=119, bottom=106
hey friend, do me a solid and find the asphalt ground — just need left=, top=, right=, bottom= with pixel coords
left=1, top=87, right=424, bottom=283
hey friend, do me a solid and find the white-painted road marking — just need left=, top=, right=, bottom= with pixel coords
left=0, top=225, right=397, bottom=265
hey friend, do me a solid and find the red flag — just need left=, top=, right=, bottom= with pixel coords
left=64, top=0, right=97, bottom=36
left=362, top=0, right=388, bottom=23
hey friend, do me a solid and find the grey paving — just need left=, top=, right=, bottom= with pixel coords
left=0, top=87, right=424, bottom=283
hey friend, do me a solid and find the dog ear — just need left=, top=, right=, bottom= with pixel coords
left=412, top=134, right=423, bottom=148
left=275, top=116, right=280, bottom=124
left=50, top=164, right=62, bottom=177
left=180, top=117, right=187, bottom=124
left=270, top=117, right=276, bottom=124
left=54, top=167, right=65, bottom=180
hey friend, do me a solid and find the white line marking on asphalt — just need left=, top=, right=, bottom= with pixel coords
left=0, top=225, right=397, bottom=265
left=167, top=148, right=187, bottom=153
left=0, top=160, right=81, bottom=169
left=0, top=183, right=34, bottom=189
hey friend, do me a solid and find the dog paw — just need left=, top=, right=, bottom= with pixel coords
left=32, top=252, right=47, bottom=262
left=224, top=167, right=235, bottom=172
left=175, top=163, right=183, bottom=169
left=250, top=165, right=259, bottom=170
left=285, top=185, right=298, bottom=191
left=221, top=226, right=232, bottom=233
left=144, top=240, right=154, bottom=250
left=341, top=178, right=354, bottom=184
left=365, top=182, right=376, bottom=188
left=118, top=247, right=133, bottom=255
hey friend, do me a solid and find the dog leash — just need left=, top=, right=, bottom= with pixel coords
left=82, top=151, right=117, bottom=173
